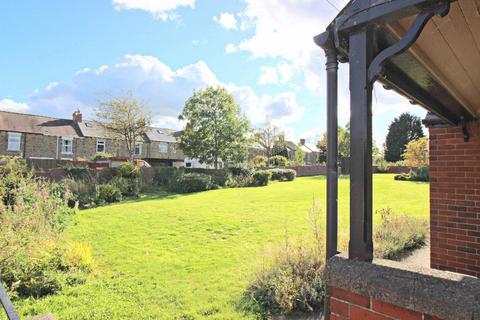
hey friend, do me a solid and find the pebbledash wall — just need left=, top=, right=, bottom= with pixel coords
left=428, top=122, right=480, bottom=277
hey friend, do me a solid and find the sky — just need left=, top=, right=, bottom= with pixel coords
left=0, top=0, right=427, bottom=146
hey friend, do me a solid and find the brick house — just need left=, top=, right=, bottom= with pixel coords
left=316, top=0, right=480, bottom=319
left=0, top=109, right=184, bottom=167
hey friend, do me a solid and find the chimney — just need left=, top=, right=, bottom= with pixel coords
left=299, top=138, right=306, bottom=145
left=72, top=110, right=82, bottom=123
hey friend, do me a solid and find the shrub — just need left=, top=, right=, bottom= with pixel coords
left=269, top=169, right=296, bottom=181
left=115, top=162, right=141, bottom=196
left=168, top=173, right=213, bottom=194
left=92, top=152, right=113, bottom=161
left=64, top=166, right=90, bottom=180
left=96, top=184, right=122, bottom=204
left=375, top=159, right=390, bottom=173
left=65, top=178, right=97, bottom=209
left=115, top=162, right=140, bottom=179
left=154, top=167, right=184, bottom=186
left=394, top=166, right=429, bottom=182
left=268, top=155, right=288, bottom=167
left=251, top=155, right=268, bottom=168
left=252, top=170, right=272, bottom=187
left=0, top=157, right=93, bottom=298
left=243, top=199, right=326, bottom=318
left=374, top=207, right=428, bottom=259
left=403, top=137, right=429, bottom=168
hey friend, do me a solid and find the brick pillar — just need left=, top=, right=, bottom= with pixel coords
left=429, top=122, right=480, bottom=277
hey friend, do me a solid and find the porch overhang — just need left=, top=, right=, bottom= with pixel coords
left=316, top=0, right=480, bottom=126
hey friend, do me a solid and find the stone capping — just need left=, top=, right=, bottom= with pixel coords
left=323, top=254, right=480, bottom=320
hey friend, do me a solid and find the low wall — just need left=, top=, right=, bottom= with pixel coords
left=324, top=255, right=480, bottom=320
left=287, top=165, right=326, bottom=177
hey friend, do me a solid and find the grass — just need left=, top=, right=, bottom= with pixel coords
left=13, top=175, right=428, bottom=319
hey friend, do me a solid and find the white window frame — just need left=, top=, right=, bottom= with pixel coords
left=7, top=132, right=21, bottom=151
left=159, top=142, right=168, bottom=153
left=61, top=137, right=73, bottom=154
left=96, top=139, right=106, bottom=153
left=134, top=142, right=143, bottom=156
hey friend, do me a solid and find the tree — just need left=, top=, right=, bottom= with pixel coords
left=95, top=92, right=151, bottom=162
left=384, top=113, right=424, bottom=162
left=255, top=122, right=283, bottom=158
left=402, top=137, right=429, bottom=168
left=272, top=133, right=289, bottom=158
left=294, top=145, right=306, bottom=165
left=178, top=86, right=251, bottom=169
left=317, top=123, right=350, bottom=163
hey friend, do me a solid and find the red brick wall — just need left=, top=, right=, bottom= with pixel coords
left=328, top=287, right=443, bottom=320
left=429, top=123, right=480, bottom=277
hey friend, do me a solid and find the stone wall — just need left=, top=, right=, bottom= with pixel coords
left=428, top=122, right=480, bottom=277
left=146, top=141, right=184, bottom=160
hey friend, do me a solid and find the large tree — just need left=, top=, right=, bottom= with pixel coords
left=95, top=92, right=151, bottom=162
left=317, top=123, right=350, bottom=163
left=384, top=113, right=424, bottom=162
left=178, top=86, right=251, bottom=169
left=254, top=122, right=282, bottom=158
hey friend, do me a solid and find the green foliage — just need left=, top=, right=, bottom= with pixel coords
left=115, top=162, right=141, bottom=179
left=317, top=123, right=350, bottom=163
left=375, top=159, right=390, bottom=173
left=252, top=170, right=272, bottom=186
left=154, top=167, right=184, bottom=186
left=402, top=137, right=429, bottom=168
left=95, top=92, right=151, bottom=161
left=374, top=208, right=428, bottom=259
left=178, top=86, right=252, bottom=169
left=294, top=145, right=306, bottom=166
left=92, top=152, right=113, bottom=160
left=168, top=173, right=213, bottom=194
left=64, top=167, right=90, bottom=180
left=114, top=162, right=141, bottom=196
left=243, top=200, right=325, bottom=318
left=394, top=167, right=429, bottom=182
left=269, top=169, right=296, bottom=181
left=96, top=184, right=122, bottom=204
left=0, top=157, right=93, bottom=298
left=268, top=155, right=288, bottom=167
left=65, top=178, right=97, bottom=209
left=384, top=113, right=424, bottom=162
left=251, top=155, right=268, bottom=168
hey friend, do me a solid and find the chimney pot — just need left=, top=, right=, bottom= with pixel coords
left=300, top=139, right=306, bottom=145
left=73, top=110, right=82, bottom=123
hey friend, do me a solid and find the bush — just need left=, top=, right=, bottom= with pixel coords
left=115, top=162, right=141, bottom=179
left=268, top=155, right=288, bottom=167
left=96, top=184, right=122, bottom=204
left=375, top=159, right=390, bottom=173
left=0, top=157, right=93, bottom=298
left=64, top=166, right=90, bottom=180
left=65, top=178, right=97, bottom=209
left=154, top=167, right=184, bottom=186
left=252, top=170, right=272, bottom=187
left=168, top=173, right=213, bottom=194
left=374, top=208, right=428, bottom=259
left=92, top=152, right=113, bottom=161
left=394, top=166, right=429, bottom=182
left=269, top=169, right=296, bottom=181
left=115, top=162, right=141, bottom=196
left=243, top=199, right=326, bottom=318
left=251, top=155, right=268, bottom=168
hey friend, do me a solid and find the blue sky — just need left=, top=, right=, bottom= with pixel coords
left=0, top=0, right=426, bottom=145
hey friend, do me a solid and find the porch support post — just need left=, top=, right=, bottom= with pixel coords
left=348, top=27, right=374, bottom=262
left=325, top=45, right=339, bottom=260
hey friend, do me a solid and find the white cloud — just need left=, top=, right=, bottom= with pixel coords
left=258, top=66, right=279, bottom=85
left=28, top=55, right=304, bottom=128
left=225, top=43, right=238, bottom=54
left=0, top=99, right=30, bottom=113
left=112, top=0, right=195, bottom=21
left=213, top=12, right=238, bottom=30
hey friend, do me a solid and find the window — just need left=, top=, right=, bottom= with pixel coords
left=62, top=138, right=73, bottom=154
left=159, top=142, right=168, bottom=153
left=134, top=142, right=142, bottom=156
left=7, top=132, right=21, bottom=151
left=96, top=139, right=106, bottom=153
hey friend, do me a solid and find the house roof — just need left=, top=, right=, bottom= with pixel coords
left=317, top=0, right=479, bottom=125
left=0, top=110, right=81, bottom=137
left=0, top=110, right=180, bottom=142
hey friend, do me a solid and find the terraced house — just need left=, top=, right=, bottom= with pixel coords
left=0, top=109, right=184, bottom=167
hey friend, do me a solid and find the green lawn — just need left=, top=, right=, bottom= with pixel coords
left=15, top=175, right=428, bottom=319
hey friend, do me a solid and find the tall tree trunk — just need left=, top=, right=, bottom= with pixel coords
left=214, top=157, right=218, bottom=170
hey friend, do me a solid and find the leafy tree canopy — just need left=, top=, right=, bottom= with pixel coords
left=384, top=113, right=424, bottom=162
left=402, top=137, right=429, bottom=168
left=317, top=123, right=350, bottom=163
left=178, top=86, right=252, bottom=169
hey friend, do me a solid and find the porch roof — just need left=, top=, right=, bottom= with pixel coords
left=318, top=0, right=480, bottom=125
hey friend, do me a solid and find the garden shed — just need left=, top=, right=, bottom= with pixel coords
left=315, top=0, right=480, bottom=319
